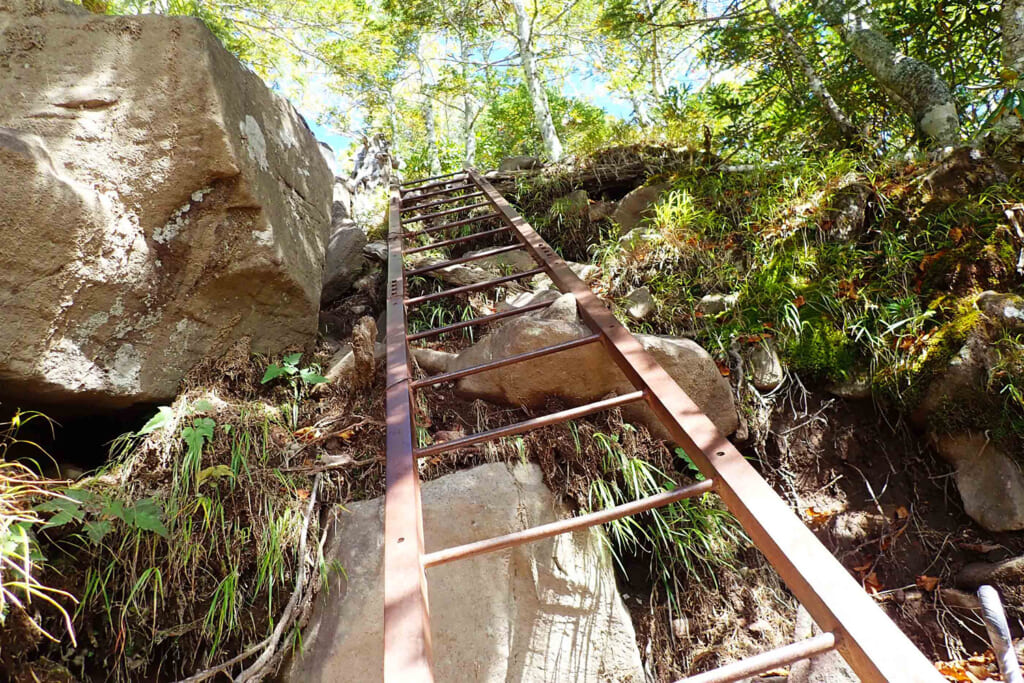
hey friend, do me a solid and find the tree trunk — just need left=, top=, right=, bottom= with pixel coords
left=416, top=44, right=442, bottom=175
left=1004, top=0, right=1024, bottom=80
left=765, top=0, right=860, bottom=140
left=814, top=0, right=959, bottom=147
left=510, top=0, right=564, bottom=161
left=460, top=37, right=479, bottom=168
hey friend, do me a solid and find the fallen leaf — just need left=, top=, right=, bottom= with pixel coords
left=895, top=505, right=910, bottom=520
left=950, top=227, right=963, bottom=244
left=838, top=279, right=859, bottom=300
left=336, top=429, right=356, bottom=441
left=295, top=489, right=310, bottom=500
left=293, top=426, right=321, bottom=443
left=715, top=360, right=731, bottom=377
left=916, top=575, right=940, bottom=591
left=803, top=506, right=835, bottom=526
left=793, top=295, right=806, bottom=307
left=863, top=571, right=882, bottom=595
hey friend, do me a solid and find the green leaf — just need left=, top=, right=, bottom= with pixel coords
left=283, top=353, right=303, bottom=367
left=129, top=498, right=169, bottom=538
left=674, top=447, right=706, bottom=482
left=83, top=520, right=112, bottom=545
left=197, top=465, right=235, bottom=486
left=261, top=364, right=289, bottom=384
left=138, top=406, right=175, bottom=435
left=43, top=509, right=81, bottom=528
left=191, top=399, right=214, bottom=413
left=299, top=368, right=329, bottom=385
left=102, top=498, right=128, bottom=523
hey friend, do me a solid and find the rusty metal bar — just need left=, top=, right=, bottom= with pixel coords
left=402, top=183, right=476, bottom=203
left=406, top=244, right=525, bottom=277
left=422, top=480, right=714, bottom=569
left=678, top=633, right=837, bottom=683
left=383, top=182, right=434, bottom=682
left=402, top=201, right=491, bottom=225
left=468, top=169, right=943, bottom=683
left=414, top=390, right=645, bottom=459
left=411, top=333, right=601, bottom=389
left=407, top=300, right=554, bottom=342
left=401, top=170, right=466, bottom=188
left=400, top=190, right=485, bottom=213
left=404, top=268, right=545, bottom=306
left=403, top=212, right=502, bottom=239
left=403, top=226, right=513, bottom=255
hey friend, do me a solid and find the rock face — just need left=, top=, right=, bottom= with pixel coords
left=413, top=294, right=739, bottom=438
left=935, top=434, right=1024, bottom=532
left=285, top=463, right=645, bottom=683
left=0, top=1, right=332, bottom=410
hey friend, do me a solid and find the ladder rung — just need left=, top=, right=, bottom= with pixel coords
left=422, top=479, right=714, bottom=568
left=405, top=267, right=545, bottom=306
left=400, top=191, right=485, bottom=213
left=407, top=299, right=555, bottom=341
left=403, top=212, right=502, bottom=239
left=404, top=226, right=513, bottom=255
left=406, top=244, right=526, bottom=277
left=402, top=201, right=491, bottom=225
left=402, top=183, right=476, bottom=203
left=676, top=632, right=837, bottom=683
left=411, top=334, right=601, bottom=389
left=401, top=170, right=466, bottom=188
left=414, top=390, right=645, bottom=459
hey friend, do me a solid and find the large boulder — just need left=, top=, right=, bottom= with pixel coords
left=321, top=178, right=367, bottom=303
left=0, top=1, right=332, bottom=410
left=413, top=294, right=738, bottom=438
left=285, top=462, right=645, bottom=682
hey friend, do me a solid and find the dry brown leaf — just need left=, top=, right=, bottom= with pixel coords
left=916, top=575, right=940, bottom=591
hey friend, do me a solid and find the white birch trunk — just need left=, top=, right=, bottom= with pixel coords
left=510, top=0, right=564, bottom=161
left=765, top=0, right=859, bottom=140
left=815, top=0, right=959, bottom=147
left=460, top=37, right=479, bottom=168
left=1004, top=0, right=1024, bottom=79
left=416, top=43, right=442, bottom=175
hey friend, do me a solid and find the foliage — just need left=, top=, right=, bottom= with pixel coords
left=262, top=353, right=329, bottom=427
left=0, top=412, right=77, bottom=647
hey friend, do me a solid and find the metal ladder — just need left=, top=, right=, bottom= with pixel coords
left=383, top=168, right=944, bottom=683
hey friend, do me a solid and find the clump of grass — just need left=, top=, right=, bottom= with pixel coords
left=0, top=411, right=77, bottom=648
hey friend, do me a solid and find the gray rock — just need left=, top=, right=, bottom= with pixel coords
left=0, top=4, right=331, bottom=410
left=822, top=176, right=873, bottom=240
left=412, top=293, right=738, bottom=438
left=826, top=374, right=872, bottom=400
left=748, top=342, right=785, bottom=391
left=958, top=555, right=1024, bottom=608
left=977, top=290, right=1024, bottom=331
left=789, top=606, right=857, bottom=683
left=612, top=183, right=669, bottom=234
left=550, top=189, right=589, bottom=216
left=363, top=241, right=388, bottom=262
left=698, top=293, right=739, bottom=315
left=497, top=155, right=542, bottom=172
left=588, top=201, right=616, bottom=222
left=284, top=462, right=644, bottom=683
left=321, top=180, right=367, bottom=303
left=935, top=433, right=1024, bottom=532
left=624, top=286, right=655, bottom=320
left=913, top=333, right=992, bottom=428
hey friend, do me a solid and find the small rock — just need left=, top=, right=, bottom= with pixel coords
left=363, top=241, right=387, bottom=261
left=912, top=332, right=992, bottom=428
left=977, top=290, right=1024, bottom=331
left=497, top=155, right=541, bottom=172
left=826, top=374, right=872, bottom=400
left=789, top=606, right=857, bottom=683
left=822, top=176, right=873, bottom=240
left=935, top=434, right=1024, bottom=532
left=671, top=616, right=690, bottom=641
left=550, top=189, right=589, bottom=216
left=748, top=342, right=785, bottom=391
left=697, top=293, right=738, bottom=315
left=588, top=200, right=616, bottom=222
left=624, top=286, right=654, bottom=320
left=612, top=183, right=669, bottom=234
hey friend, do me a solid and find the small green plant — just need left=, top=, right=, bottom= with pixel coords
left=262, top=353, right=328, bottom=427
left=35, top=489, right=169, bottom=545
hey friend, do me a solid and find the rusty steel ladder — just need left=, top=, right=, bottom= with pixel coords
left=384, top=168, right=944, bottom=683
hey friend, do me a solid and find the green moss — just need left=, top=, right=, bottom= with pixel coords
left=784, top=322, right=856, bottom=381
